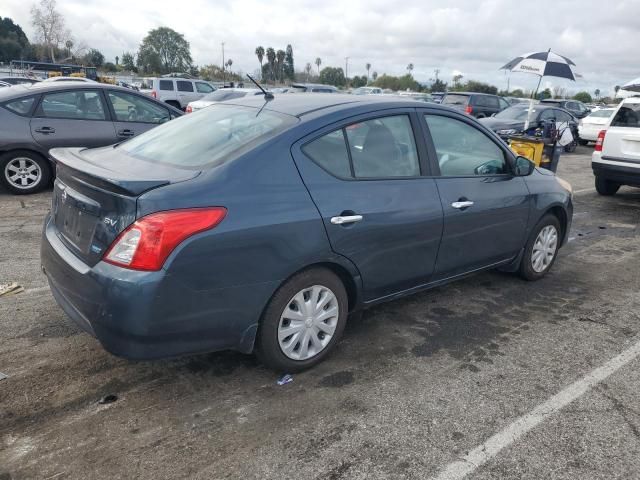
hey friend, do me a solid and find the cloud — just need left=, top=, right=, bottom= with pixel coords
left=3, top=0, right=638, bottom=95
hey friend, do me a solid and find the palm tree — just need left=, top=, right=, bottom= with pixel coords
left=372, top=71, right=378, bottom=81
left=255, top=46, right=265, bottom=78
left=315, top=57, right=321, bottom=75
left=225, top=59, right=233, bottom=73
left=407, top=63, right=414, bottom=74
left=305, top=62, right=312, bottom=81
left=594, top=88, right=601, bottom=100
left=276, top=49, right=286, bottom=83
left=266, top=47, right=276, bottom=81
left=365, top=63, right=371, bottom=83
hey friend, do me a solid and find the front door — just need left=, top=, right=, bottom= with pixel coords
left=421, top=112, right=530, bottom=279
left=30, top=89, right=117, bottom=150
left=292, top=112, right=443, bottom=302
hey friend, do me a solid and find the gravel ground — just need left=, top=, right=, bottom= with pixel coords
left=1, top=146, right=639, bottom=480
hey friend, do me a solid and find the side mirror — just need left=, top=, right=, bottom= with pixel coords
left=514, top=156, right=535, bottom=176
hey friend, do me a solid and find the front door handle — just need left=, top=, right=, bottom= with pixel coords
left=35, top=127, right=55, bottom=134
left=117, top=129, right=135, bottom=137
left=331, top=215, right=363, bottom=225
left=451, top=201, right=474, bottom=210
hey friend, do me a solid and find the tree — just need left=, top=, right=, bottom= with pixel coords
left=463, top=80, right=497, bottom=94
left=365, top=63, right=371, bottom=83
left=30, top=0, right=70, bottom=63
left=407, top=63, right=414, bottom=73
left=276, top=49, right=286, bottom=83
left=614, top=85, right=621, bottom=96
left=83, top=48, right=104, bottom=67
left=225, top=58, right=233, bottom=76
left=594, top=88, right=601, bottom=100
left=200, top=64, right=241, bottom=82
left=304, top=62, right=312, bottom=81
left=121, top=51, right=136, bottom=72
left=266, top=47, right=276, bottom=81
left=430, top=78, right=447, bottom=92
left=573, top=91, right=592, bottom=103
left=351, top=75, right=367, bottom=88
left=255, top=46, right=264, bottom=78
left=372, top=71, right=378, bottom=81
left=319, top=66, right=345, bottom=87
left=372, top=73, right=420, bottom=92
left=137, top=27, right=192, bottom=74
left=284, top=44, right=294, bottom=81
left=539, top=88, right=552, bottom=100
left=452, top=74, right=463, bottom=88
left=315, top=57, right=321, bottom=75
left=0, top=17, right=30, bottom=62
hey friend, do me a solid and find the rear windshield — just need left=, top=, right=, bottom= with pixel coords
left=610, top=104, right=640, bottom=128
left=494, top=106, right=532, bottom=120
left=118, top=104, right=297, bottom=168
left=442, top=94, right=469, bottom=106
left=588, top=109, right=614, bottom=118
left=202, top=90, right=249, bottom=102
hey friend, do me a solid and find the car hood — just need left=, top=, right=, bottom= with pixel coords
left=478, top=117, right=525, bottom=132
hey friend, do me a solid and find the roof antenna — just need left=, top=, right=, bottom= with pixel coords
left=246, top=74, right=273, bottom=100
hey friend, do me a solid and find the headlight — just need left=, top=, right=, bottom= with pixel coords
left=556, top=176, right=573, bottom=195
left=496, top=129, right=519, bottom=135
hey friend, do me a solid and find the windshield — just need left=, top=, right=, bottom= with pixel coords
left=118, top=104, right=297, bottom=168
left=494, top=106, right=534, bottom=120
left=588, top=109, right=614, bottom=118
left=442, top=94, right=469, bottom=106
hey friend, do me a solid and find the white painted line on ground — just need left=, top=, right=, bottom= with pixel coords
left=574, top=187, right=596, bottom=195
left=24, top=286, right=50, bottom=294
left=431, top=338, right=640, bottom=480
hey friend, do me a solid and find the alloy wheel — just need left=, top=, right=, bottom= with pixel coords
left=4, top=157, right=42, bottom=190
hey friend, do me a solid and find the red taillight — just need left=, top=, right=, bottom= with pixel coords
left=186, top=105, right=192, bottom=113
left=595, top=130, right=606, bottom=151
left=465, top=105, right=473, bottom=114
left=103, top=208, right=227, bottom=271
left=151, top=90, right=157, bottom=98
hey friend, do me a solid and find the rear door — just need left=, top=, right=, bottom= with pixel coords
left=105, top=89, right=173, bottom=140
left=30, top=88, right=117, bottom=150
left=292, top=110, right=443, bottom=302
left=603, top=101, right=640, bottom=165
left=420, top=110, right=530, bottom=279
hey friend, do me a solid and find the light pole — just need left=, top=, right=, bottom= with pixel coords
left=221, top=42, right=225, bottom=84
left=345, top=56, right=350, bottom=83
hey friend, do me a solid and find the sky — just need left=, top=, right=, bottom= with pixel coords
left=3, top=0, right=639, bottom=96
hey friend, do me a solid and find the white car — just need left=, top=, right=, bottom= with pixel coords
left=578, top=108, right=615, bottom=144
left=139, top=77, right=217, bottom=110
left=185, top=88, right=264, bottom=113
left=591, top=97, right=640, bottom=195
left=353, top=87, right=382, bottom=95
left=42, top=76, right=96, bottom=83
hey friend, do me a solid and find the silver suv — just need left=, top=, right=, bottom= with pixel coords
left=140, top=77, right=216, bottom=110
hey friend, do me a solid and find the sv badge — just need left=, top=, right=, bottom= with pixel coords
left=103, top=217, right=118, bottom=227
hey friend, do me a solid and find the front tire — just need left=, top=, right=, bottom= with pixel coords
left=256, top=267, right=348, bottom=372
left=595, top=176, right=620, bottom=196
left=0, top=150, right=52, bottom=195
left=519, top=214, right=561, bottom=281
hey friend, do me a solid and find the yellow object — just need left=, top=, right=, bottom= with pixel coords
left=507, top=137, right=545, bottom=166
left=70, top=72, right=86, bottom=78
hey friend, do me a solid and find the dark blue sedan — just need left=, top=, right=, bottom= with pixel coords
left=41, top=94, right=573, bottom=371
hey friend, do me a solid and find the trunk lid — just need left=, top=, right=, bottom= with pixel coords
left=50, top=146, right=200, bottom=266
left=603, top=101, right=640, bottom=164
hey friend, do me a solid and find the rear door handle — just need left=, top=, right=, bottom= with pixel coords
left=451, top=201, right=474, bottom=209
left=35, top=127, right=55, bottom=134
left=117, top=129, right=135, bottom=137
left=331, top=215, right=363, bottom=225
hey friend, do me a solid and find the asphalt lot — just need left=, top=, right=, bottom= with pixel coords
left=1, top=146, right=639, bottom=480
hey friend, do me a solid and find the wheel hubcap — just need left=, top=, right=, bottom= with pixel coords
left=531, top=225, right=558, bottom=273
left=278, top=285, right=339, bottom=361
left=5, top=157, right=41, bottom=189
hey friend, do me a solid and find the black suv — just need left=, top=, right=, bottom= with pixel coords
left=540, top=99, right=591, bottom=119
left=441, top=92, right=510, bottom=118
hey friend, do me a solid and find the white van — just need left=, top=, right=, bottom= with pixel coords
left=140, top=77, right=216, bottom=110
left=591, top=96, right=640, bottom=195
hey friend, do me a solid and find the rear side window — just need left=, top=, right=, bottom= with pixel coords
left=303, top=115, right=420, bottom=179
left=177, top=81, right=194, bottom=92
left=195, top=82, right=214, bottom=93
left=4, top=96, right=36, bottom=116
left=611, top=104, right=640, bottom=128
left=442, top=94, right=469, bottom=106
left=159, top=80, right=174, bottom=91
left=118, top=104, right=296, bottom=168
left=107, top=91, right=170, bottom=124
left=37, top=90, right=106, bottom=120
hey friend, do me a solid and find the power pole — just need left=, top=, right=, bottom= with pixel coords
left=221, top=42, right=225, bottom=84
left=345, top=57, right=350, bottom=81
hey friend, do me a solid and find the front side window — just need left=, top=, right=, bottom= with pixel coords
left=38, top=90, right=106, bottom=120
left=159, top=80, right=174, bottom=91
left=177, top=81, right=194, bottom=92
left=611, top=104, right=640, bottom=128
left=4, top=96, right=36, bottom=116
left=107, top=91, right=170, bottom=124
left=425, top=114, right=508, bottom=176
left=498, top=98, right=510, bottom=110
left=196, top=82, right=214, bottom=94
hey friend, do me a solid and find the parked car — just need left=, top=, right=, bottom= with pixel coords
left=591, top=96, right=640, bottom=195
left=540, top=99, right=591, bottom=119
left=185, top=88, right=262, bottom=113
left=353, top=87, right=383, bottom=95
left=42, top=76, right=97, bottom=83
left=578, top=108, right=616, bottom=144
left=0, top=81, right=10, bottom=88
left=115, top=81, right=140, bottom=91
left=480, top=104, right=579, bottom=148
left=0, top=82, right=182, bottom=194
left=40, top=94, right=573, bottom=371
left=506, top=97, right=525, bottom=105
left=0, top=76, right=41, bottom=85
left=431, top=92, right=446, bottom=103
left=290, top=83, right=338, bottom=93
left=441, top=92, right=510, bottom=118
left=139, top=77, right=217, bottom=110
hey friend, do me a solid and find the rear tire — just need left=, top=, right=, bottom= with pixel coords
left=519, top=214, right=561, bottom=281
left=564, top=140, right=577, bottom=153
left=578, top=139, right=589, bottom=146
left=595, top=176, right=620, bottom=196
left=256, top=267, right=348, bottom=372
left=0, top=150, right=52, bottom=195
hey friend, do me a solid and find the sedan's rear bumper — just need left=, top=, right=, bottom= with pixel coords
left=41, top=214, right=278, bottom=359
